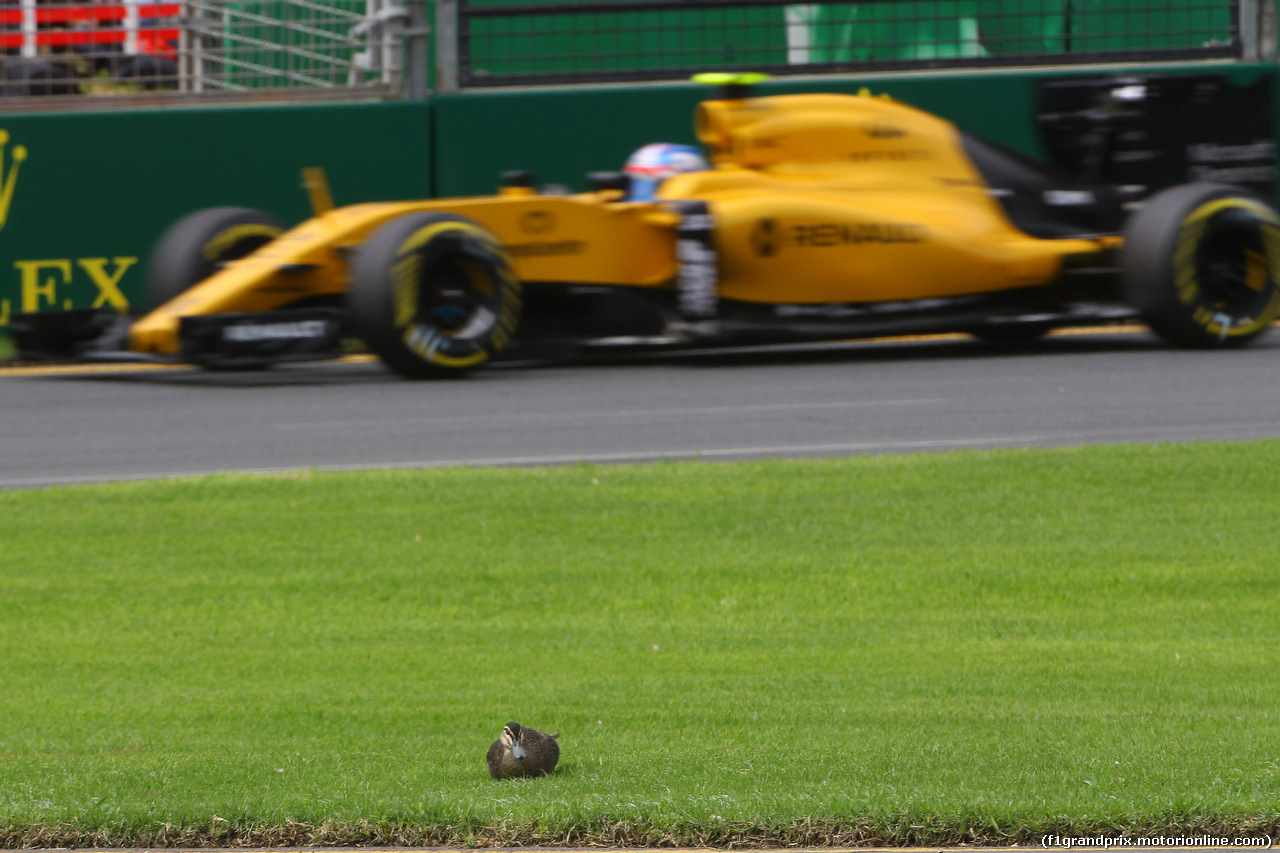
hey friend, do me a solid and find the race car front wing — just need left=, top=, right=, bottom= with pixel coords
left=10, top=307, right=346, bottom=369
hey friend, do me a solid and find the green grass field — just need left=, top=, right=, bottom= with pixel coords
left=2, top=443, right=1279, bottom=847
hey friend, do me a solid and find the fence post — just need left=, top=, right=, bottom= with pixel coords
left=124, top=0, right=140, bottom=55
left=1260, top=0, right=1278, bottom=61
left=368, top=0, right=390, bottom=84
left=1240, top=0, right=1261, bottom=60
left=19, top=0, right=36, bottom=58
left=435, top=0, right=458, bottom=92
left=404, top=0, right=431, bottom=99
left=178, top=0, right=191, bottom=91
left=190, top=0, right=206, bottom=92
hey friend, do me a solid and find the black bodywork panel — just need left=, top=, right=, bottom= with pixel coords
left=1038, top=73, right=1275, bottom=198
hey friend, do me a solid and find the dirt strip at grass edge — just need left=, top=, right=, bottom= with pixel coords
left=3, top=817, right=1279, bottom=849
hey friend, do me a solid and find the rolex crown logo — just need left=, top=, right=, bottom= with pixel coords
left=0, top=129, right=28, bottom=233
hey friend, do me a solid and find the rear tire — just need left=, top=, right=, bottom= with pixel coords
left=348, top=212, right=522, bottom=379
left=147, top=207, right=285, bottom=310
left=1121, top=184, right=1280, bottom=347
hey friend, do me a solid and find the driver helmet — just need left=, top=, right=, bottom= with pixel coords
left=624, top=143, right=707, bottom=200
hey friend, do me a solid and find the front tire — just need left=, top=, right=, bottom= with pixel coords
left=147, top=207, right=285, bottom=310
left=348, top=212, right=522, bottom=379
left=1121, top=183, right=1280, bottom=347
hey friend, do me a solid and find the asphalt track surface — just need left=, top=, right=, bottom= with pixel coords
left=4, top=326, right=1280, bottom=489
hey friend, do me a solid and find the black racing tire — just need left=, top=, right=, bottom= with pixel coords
left=348, top=211, right=522, bottom=379
left=1121, top=183, right=1280, bottom=348
left=146, top=207, right=285, bottom=310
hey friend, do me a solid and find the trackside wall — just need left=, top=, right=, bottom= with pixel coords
left=0, top=62, right=1277, bottom=327
left=0, top=101, right=431, bottom=328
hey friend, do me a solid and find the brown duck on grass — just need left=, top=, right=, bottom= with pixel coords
left=487, top=721, right=560, bottom=779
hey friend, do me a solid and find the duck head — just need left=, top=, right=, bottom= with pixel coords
left=500, top=721, right=526, bottom=759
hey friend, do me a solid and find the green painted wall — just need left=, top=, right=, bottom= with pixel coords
left=0, top=101, right=430, bottom=324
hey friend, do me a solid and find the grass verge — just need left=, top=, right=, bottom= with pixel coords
left=2, top=443, right=1279, bottom=846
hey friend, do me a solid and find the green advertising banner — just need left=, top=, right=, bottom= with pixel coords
left=975, top=0, right=1234, bottom=55
left=783, top=1, right=1236, bottom=62
left=0, top=100, right=430, bottom=328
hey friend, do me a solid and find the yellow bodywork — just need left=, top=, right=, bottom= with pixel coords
left=685, top=92, right=1112, bottom=303
left=130, top=89, right=1118, bottom=356
left=129, top=195, right=677, bottom=353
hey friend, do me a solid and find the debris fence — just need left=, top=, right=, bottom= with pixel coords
left=0, top=0, right=1271, bottom=100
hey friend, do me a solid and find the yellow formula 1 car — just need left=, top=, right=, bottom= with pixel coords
left=14, top=76, right=1280, bottom=378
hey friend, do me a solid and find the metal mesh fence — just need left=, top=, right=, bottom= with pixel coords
left=458, top=0, right=1244, bottom=87
left=184, top=0, right=382, bottom=91
left=0, top=0, right=182, bottom=96
left=0, top=0, right=1260, bottom=101
left=0, top=0, right=404, bottom=99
